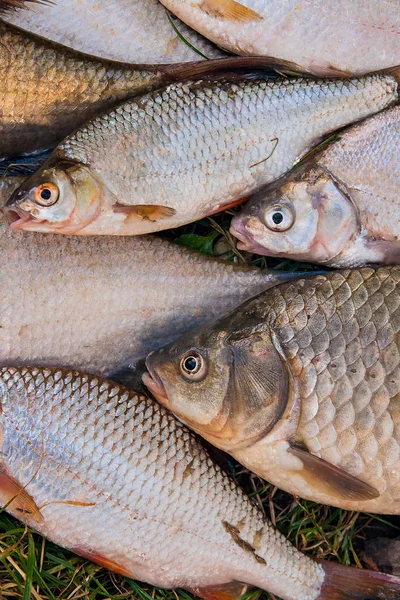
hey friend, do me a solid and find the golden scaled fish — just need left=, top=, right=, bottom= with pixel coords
left=231, top=106, right=400, bottom=267
left=2, top=0, right=225, bottom=64
left=158, top=0, right=400, bottom=77
left=145, top=266, right=400, bottom=514
left=0, top=176, right=287, bottom=380
left=1, top=365, right=400, bottom=600
left=0, top=19, right=254, bottom=158
left=6, top=69, right=400, bottom=235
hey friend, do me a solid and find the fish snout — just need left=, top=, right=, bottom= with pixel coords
left=230, top=215, right=268, bottom=255
left=143, top=354, right=169, bottom=405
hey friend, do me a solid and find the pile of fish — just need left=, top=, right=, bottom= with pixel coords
left=0, top=0, right=400, bottom=599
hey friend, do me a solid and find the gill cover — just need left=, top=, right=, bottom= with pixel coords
left=223, top=329, right=289, bottom=449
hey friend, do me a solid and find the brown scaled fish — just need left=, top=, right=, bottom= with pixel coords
left=0, top=19, right=263, bottom=158
left=1, top=366, right=400, bottom=600
left=6, top=68, right=400, bottom=234
left=145, top=266, right=400, bottom=514
left=231, top=106, right=400, bottom=267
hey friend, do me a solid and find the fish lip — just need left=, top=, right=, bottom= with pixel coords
left=230, top=216, right=268, bottom=255
left=143, top=357, right=169, bottom=404
left=4, top=207, right=33, bottom=230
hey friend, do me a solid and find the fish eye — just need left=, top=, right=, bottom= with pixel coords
left=34, top=183, right=59, bottom=207
left=180, top=351, right=207, bottom=381
left=263, top=204, right=294, bottom=232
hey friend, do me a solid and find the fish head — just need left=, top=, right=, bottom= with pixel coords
left=5, top=160, right=104, bottom=233
left=230, top=164, right=359, bottom=265
left=144, top=312, right=289, bottom=451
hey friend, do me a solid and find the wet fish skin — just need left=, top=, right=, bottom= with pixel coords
left=2, top=366, right=400, bottom=600
left=158, top=0, right=400, bottom=76
left=231, top=107, right=400, bottom=267
left=145, top=266, right=400, bottom=513
left=7, top=72, right=400, bottom=235
left=3, top=0, right=225, bottom=64
left=0, top=176, right=287, bottom=379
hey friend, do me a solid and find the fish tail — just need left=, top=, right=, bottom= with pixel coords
left=318, top=561, right=400, bottom=599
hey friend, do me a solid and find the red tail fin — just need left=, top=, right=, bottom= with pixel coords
left=319, top=561, right=400, bottom=599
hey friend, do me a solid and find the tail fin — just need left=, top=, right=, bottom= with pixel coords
left=319, top=561, right=400, bottom=599
left=0, top=0, right=50, bottom=12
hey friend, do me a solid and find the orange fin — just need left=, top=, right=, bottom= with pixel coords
left=197, top=0, right=263, bottom=22
left=0, top=470, right=43, bottom=522
left=319, top=561, right=400, bottom=599
left=70, top=547, right=133, bottom=578
left=208, top=196, right=250, bottom=216
left=186, top=581, right=250, bottom=600
left=113, top=204, right=177, bottom=222
left=288, top=444, right=379, bottom=501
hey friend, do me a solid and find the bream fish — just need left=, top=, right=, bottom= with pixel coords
left=231, top=106, right=400, bottom=267
left=2, top=0, right=225, bottom=64
left=7, top=70, right=400, bottom=235
left=1, top=366, right=400, bottom=600
left=158, top=0, right=400, bottom=76
left=145, top=266, right=400, bottom=513
left=0, top=176, right=286, bottom=379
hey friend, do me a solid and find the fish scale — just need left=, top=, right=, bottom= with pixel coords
left=0, top=366, right=328, bottom=600
left=15, top=71, right=397, bottom=236
left=146, top=266, right=400, bottom=513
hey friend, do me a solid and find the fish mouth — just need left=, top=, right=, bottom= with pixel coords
left=4, top=207, right=34, bottom=230
left=143, top=356, right=169, bottom=405
left=230, top=217, right=268, bottom=255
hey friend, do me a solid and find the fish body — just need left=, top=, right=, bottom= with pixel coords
left=3, top=0, right=225, bottom=63
left=7, top=71, right=400, bottom=235
left=158, top=0, right=400, bottom=76
left=1, top=366, right=400, bottom=600
left=0, top=176, right=284, bottom=380
left=231, top=107, right=400, bottom=267
left=145, top=267, right=400, bottom=513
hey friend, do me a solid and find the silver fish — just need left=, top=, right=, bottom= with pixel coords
left=7, top=70, right=400, bottom=235
left=0, top=176, right=285, bottom=379
left=158, top=0, right=400, bottom=76
left=1, top=366, right=400, bottom=600
left=3, top=0, right=225, bottom=64
left=231, top=106, right=400, bottom=267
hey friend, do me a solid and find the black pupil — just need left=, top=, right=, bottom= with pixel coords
left=40, top=188, right=52, bottom=201
left=184, top=356, right=198, bottom=372
left=272, top=211, right=284, bottom=225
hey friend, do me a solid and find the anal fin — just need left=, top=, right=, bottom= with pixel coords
left=0, top=469, right=43, bottom=522
left=186, top=581, right=250, bottom=600
left=288, top=443, right=379, bottom=501
left=70, top=547, right=133, bottom=578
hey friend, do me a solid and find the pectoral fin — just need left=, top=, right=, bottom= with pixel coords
left=70, top=547, right=133, bottom=577
left=198, top=0, right=263, bottom=22
left=288, top=444, right=379, bottom=501
left=0, top=470, right=43, bottom=522
left=113, top=204, right=177, bottom=222
left=186, top=581, right=250, bottom=600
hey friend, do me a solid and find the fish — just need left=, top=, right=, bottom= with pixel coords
left=6, top=70, right=400, bottom=235
left=230, top=106, right=400, bottom=268
left=0, top=20, right=259, bottom=158
left=0, top=175, right=288, bottom=381
left=157, top=0, right=400, bottom=77
left=1, top=365, right=400, bottom=600
left=145, top=266, right=400, bottom=514
left=2, top=0, right=226, bottom=64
